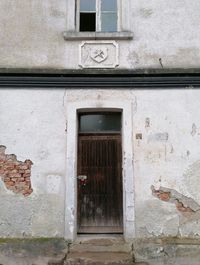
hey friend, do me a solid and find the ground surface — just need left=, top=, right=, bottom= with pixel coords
left=0, top=237, right=200, bottom=265
left=0, top=238, right=68, bottom=265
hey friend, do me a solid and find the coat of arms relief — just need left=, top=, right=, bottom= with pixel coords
left=79, top=41, right=119, bottom=68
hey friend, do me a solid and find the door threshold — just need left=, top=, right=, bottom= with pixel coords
left=76, top=234, right=124, bottom=242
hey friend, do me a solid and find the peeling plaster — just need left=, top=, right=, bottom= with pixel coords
left=150, top=186, right=200, bottom=236
left=151, top=185, right=200, bottom=214
left=0, top=145, right=33, bottom=196
left=184, top=160, right=200, bottom=203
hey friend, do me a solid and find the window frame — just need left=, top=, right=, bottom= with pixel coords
left=77, top=0, right=121, bottom=32
left=64, top=0, right=133, bottom=40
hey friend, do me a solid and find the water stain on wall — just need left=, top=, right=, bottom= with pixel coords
left=139, top=8, right=153, bottom=18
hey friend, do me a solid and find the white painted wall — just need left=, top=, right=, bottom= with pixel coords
left=0, top=0, right=200, bottom=69
left=1, top=89, right=200, bottom=239
left=0, top=0, right=200, bottom=239
left=0, top=89, right=66, bottom=237
left=133, top=89, right=200, bottom=238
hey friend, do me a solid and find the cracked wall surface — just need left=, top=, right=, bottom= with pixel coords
left=0, top=0, right=200, bottom=241
left=1, top=89, right=200, bottom=239
left=151, top=186, right=200, bottom=214
left=0, top=90, right=66, bottom=238
left=133, top=89, right=200, bottom=239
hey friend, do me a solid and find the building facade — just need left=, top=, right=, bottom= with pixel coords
left=1, top=0, right=200, bottom=242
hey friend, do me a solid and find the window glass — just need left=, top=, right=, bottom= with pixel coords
left=79, top=113, right=121, bottom=132
left=101, top=13, right=117, bottom=32
left=80, top=13, right=96, bottom=31
left=101, top=0, right=117, bottom=11
left=79, top=0, right=118, bottom=32
left=80, top=0, right=96, bottom=11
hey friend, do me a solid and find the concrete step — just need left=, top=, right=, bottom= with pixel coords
left=65, top=251, right=134, bottom=265
left=48, top=253, right=67, bottom=265
left=64, top=237, right=150, bottom=265
left=64, top=237, right=136, bottom=265
left=70, top=240, right=132, bottom=253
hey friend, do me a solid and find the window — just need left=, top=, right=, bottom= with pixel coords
left=79, top=112, right=121, bottom=132
left=64, top=0, right=133, bottom=40
left=78, top=0, right=118, bottom=32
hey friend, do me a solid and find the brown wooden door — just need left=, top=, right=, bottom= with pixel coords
left=77, top=134, right=123, bottom=233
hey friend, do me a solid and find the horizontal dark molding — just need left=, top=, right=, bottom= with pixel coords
left=0, top=73, right=200, bottom=88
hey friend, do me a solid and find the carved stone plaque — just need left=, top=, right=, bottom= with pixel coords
left=79, top=41, right=118, bottom=68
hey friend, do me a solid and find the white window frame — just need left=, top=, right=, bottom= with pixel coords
left=65, top=0, right=133, bottom=40
left=77, top=0, right=121, bottom=32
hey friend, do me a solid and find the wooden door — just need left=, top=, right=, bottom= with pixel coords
left=77, top=134, right=123, bottom=233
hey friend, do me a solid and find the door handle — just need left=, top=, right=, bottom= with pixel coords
left=77, top=175, right=87, bottom=181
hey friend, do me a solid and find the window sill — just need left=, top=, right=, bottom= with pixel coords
left=63, top=31, right=133, bottom=40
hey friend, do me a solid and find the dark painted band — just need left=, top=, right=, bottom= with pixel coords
left=0, top=73, right=200, bottom=88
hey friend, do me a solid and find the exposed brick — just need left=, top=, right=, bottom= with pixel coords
left=152, top=185, right=196, bottom=215
left=10, top=169, right=18, bottom=173
left=18, top=169, right=25, bottom=174
left=5, top=181, right=15, bottom=186
left=11, top=177, right=18, bottom=182
left=158, top=192, right=171, bottom=202
left=0, top=170, right=5, bottom=175
left=12, top=173, right=22, bottom=178
left=175, top=200, right=194, bottom=213
left=3, top=177, right=11, bottom=181
left=25, top=159, right=33, bottom=165
left=0, top=146, right=33, bottom=196
left=152, top=189, right=171, bottom=202
left=25, top=179, right=30, bottom=183
left=20, top=165, right=29, bottom=170
left=23, top=173, right=31, bottom=178
left=6, top=154, right=17, bottom=161
left=23, top=185, right=31, bottom=190
left=0, top=145, right=6, bottom=154
left=4, top=165, right=15, bottom=170
left=23, top=193, right=31, bottom=197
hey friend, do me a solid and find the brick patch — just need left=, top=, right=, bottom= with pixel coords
left=175, top=200, right=194, bottom=213
left=0, top=145, right=33, bottom=196
left=152, top=185, right=195, bottom=214
left=152, top=189, right=171, bottom=202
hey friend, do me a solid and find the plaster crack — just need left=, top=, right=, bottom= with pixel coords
left=151, top=185, right=200, bottom=215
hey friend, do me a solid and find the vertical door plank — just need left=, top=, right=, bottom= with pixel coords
left=77, top=134, right=123, bottom=233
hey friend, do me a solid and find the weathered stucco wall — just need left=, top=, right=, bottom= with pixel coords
left=0, top=89, right=66, bottom=237
left=1, top=89, right=200, bottom=238
left=0, top=0, right=200, bottom=69
left=133, top=89, right=200, bottom=238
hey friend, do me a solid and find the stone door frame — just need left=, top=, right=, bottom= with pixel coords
left=64, top=92, right=135, bottom=241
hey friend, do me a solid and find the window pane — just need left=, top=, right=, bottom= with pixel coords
left=101, top=0, right=117, bottom=11
left=80, top=13, right=96, bottom=31
left=79, top=113, right=121, bottom=132
left=80, top=0, right=96, bottom=11
left=101, top=13, right=117, bottom=32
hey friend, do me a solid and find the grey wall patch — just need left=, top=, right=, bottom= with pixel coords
left=148, top=132, right=169, bottom=142
left=191, top=123, right=197, bottom=136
